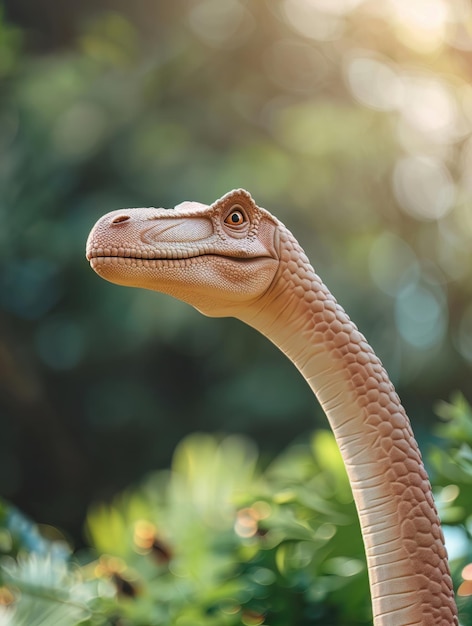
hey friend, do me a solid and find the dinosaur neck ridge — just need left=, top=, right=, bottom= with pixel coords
left=240, top=227, right=457, bottom=626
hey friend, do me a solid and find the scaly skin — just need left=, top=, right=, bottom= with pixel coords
left=86, top=189, right=458, bottom=625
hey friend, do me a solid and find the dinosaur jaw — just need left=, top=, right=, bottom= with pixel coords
left=88, top=253, right=279, bottom=318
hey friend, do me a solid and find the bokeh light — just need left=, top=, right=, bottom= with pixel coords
left=392, top=156, right=455, bottom=221
left=395, top=280, right=447, bottom=350
left=283, top=0, right=345, bottom=41
left=388, top=0, right=450, bottom=53
left=346, top=55, right=403, bottom=112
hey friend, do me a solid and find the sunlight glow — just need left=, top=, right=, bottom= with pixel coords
left=393, top=156, right=455, bottom=221
left=301, top=0, right=365, bottom=15
left=398, top=76, right=460, bottom=144
left=387, top=0, right=450, bottom=52
left=446, top=1, right=472, bottom=51
left=283, top=0, right=344, bottom=41
left=346, top=56, right=403, bottom=111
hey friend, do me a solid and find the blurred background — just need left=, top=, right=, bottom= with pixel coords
left=1, top=0, right=472, bottom=554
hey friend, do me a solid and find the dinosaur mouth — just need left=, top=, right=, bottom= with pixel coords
left=87, top=248, right=203, bottom=262
left=88, top=253, right=267, bottom=268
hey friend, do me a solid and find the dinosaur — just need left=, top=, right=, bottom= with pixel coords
left=86, top=188, right=458, bottom=625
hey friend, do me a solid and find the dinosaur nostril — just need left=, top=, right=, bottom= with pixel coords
left=112, top=214, right=130, bottom=224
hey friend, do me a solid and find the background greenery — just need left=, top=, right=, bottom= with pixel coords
left=1, top=0, right=472, bottom=623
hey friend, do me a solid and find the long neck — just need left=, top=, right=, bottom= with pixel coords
left=241, top=228, right=457, bottom=625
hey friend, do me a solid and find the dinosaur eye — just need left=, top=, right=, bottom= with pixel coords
left=224, top=207, right=246, bottom=226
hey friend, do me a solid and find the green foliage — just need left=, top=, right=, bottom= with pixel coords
left=1, top=431, right=370, bottom=625
left=0, top=500, right=52, bottom=560
left=430, top=394, right=472, bottom=549
left=2, top=394, right=472, bottom=624
left=429, top=394, right=472, bottom=538
left=1, top=555, right=94, bottom=626
left=83, top=431, right=370, bottom=625
left=0, top=501, right=94, bottom=626
left=0, top=6, right=22, bottom=77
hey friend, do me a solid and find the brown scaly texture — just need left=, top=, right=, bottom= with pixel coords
left=87, top=189, right=458, bottom=625
left=245, top=227, right=458, bottom=625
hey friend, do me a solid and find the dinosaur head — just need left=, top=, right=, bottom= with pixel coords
left=86, top=189, right=280, bottom=317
